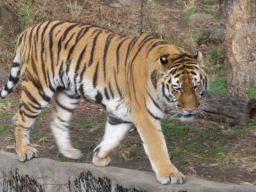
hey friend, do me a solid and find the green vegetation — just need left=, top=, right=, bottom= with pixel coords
left=161, top=118, right=228, bottom=160
left=185, top=8, right=213, bottom=21
left=16, top=3, right=51, bottom=29
left=209, top=77, right=227, bottom=95
left=246, top=86, right=256, bottom=98
left=206, top=49, right=227, bottom=75
left=83, top=123, right=94, bottom=129
left=200, top=0, right=219, bottom=5
left=0, top=29, right=7, bottom=41
left=17, top=7, right=32, bottom=28
left=0, top=99, right=17, bottom=106
left=0, top=111, right=10, bottom=119
left=0, top=125, right=11, bottom=137
left=161, top=118, right=256, bottom=162
left=211, top=49, right=225, bottom=66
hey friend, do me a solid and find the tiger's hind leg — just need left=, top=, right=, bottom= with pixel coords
left=93, top=115, right=132, bottom=166
left=15, top=81, right=53, bottom=161
left=50, top=89, right=82, bottom=159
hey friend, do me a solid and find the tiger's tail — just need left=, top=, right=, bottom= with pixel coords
left=0, top=50, right=21, bottom=99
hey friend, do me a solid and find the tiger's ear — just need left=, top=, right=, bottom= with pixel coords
left=195, top=51, right=204, bottom=68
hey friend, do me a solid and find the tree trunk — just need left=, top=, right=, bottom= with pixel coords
left=225, top=0, right=256, bottom=96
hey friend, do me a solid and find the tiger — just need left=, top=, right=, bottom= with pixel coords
left=0, top=19, right=207, bottom=184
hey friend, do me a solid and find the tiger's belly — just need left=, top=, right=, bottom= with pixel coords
left=79, top=80, right=131, bottom=122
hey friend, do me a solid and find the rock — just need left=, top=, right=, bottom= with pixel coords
left=0, top=151, right=256, bottom=192
left=108, top=0, right=132, bottom=8
left=109, top=2, right=123, bottom=8
left=189, top=12, right=214, bottom=23
left=0, top=6, right=21, bottom=32
left=198, top=25, right=226, bottom=45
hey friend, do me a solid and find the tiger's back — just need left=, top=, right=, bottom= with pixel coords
left=0, top=19, right=208, bottom=185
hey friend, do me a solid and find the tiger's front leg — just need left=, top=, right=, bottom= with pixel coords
left=92, top=115, right=132, bottom=166
left=133, top=111, right=185, bottom=184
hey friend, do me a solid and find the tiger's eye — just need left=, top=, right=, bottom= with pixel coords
left=160, top=56, right=168, bottom=65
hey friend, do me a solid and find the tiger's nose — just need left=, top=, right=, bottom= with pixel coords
left=183, top=108, right=196, bottom=114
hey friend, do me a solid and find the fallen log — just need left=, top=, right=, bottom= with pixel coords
left=0, top=151, right=255, bottom=192
left=200, top=92, right=256, bottom=125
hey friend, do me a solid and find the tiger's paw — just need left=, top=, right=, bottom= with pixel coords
left=157, top=171, right=185, bottom=185
left=16, top=145, right=39, bottom=162
left=92, top=154, right=111, bottom=167
left=60, top=147, right=82, bottom=159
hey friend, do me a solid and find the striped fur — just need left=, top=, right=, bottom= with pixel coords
left=0, top=20, right=207, bottom=185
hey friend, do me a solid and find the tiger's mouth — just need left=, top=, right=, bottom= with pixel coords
left=178, top=113, right=196, bottom=121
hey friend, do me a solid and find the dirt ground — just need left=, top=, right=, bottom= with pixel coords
left=0, top=0, right=256, bottom=186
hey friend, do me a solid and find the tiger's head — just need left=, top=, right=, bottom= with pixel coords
left=150, top=45, right=208, bottom=121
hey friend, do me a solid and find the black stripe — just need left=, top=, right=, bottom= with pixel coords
left=103, top=34, right=114, bottom=81
left=129, top=35, right=154, bottom=70
left=22, top=111, right=38, bottom=119
left=114, top=70, right=122, bottom=97
left=79, top=84, right=85, bottom=97
left=56, top=99, right=74, bottom=113
left=9, top=75, right=19, bottom=84
left=108, top=114, right=132, bottom=125
left=59, top=61, right=65, bottom=86
left=40, top=21, right=53, bottom=86
left=31, top=57, right=38, bottom=76
left=170, top=54, right=194, bottom=63
left=147, top=91, right=163, bottom=112
left=57, top=115, right=68, bottom=123
left=74, top=45, right=87, bottom=82
left=62, top=23, right=80, bottom=41
left=18, top=33, right=24, bottom=46
left=35, top=22, right=43, bottom=42
left=49, top=21, right=65, bottom=81
left=146, top=106, right=161, bottom=120
left=88, top=30, right=102, bottom=66
left=185, top=65, right=196, bottom=69
left=12, top=62, right=20, bottom=67
left=104, top=87, right=110, bottom=100
left=130, top=35, right=155, bottom=67
left=124, top=37, right=137, bottom=68
left=39, top=91, right=51, bottom=102
left=3, top=85, right=11, bottom=93
left=28, top=102, right=42, bottom=110
left=23, top=86, right=41, bottom=107
left=191, top=71, right=197, bottom=75
left=28, top=75, right=51, bottom=102
left=28, top=25, right=37, bottom=47
left=21, top=102, right=37, bottom=115
left=46, top=69, right=55, bottom=92
left=76, top=26, right=91, bottom=42
left=129, top=35, right=155, bottom=102
left=146, top=41, right=168, bottom=57
left=108, top=82, right=114, bottom=99
left=174, top=73, right=181, bottom=78
left=93, top=62, right=99, bottom=88
left=79, top=63, right=87, bottom=84
left=150, top=70, right=158, bottom=89
left=162, top=82, right=170, bottom=102
left=116, top=37, right=129, bottom=73
left=55, top=29, right=61, bottom=37
left=171, top=68, right=177, bottom=75
left=57, top=23, right=79, bottom=65
left=64, top=32, right=75, bottom=49
left=95, top=91, right=103, bottom=104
